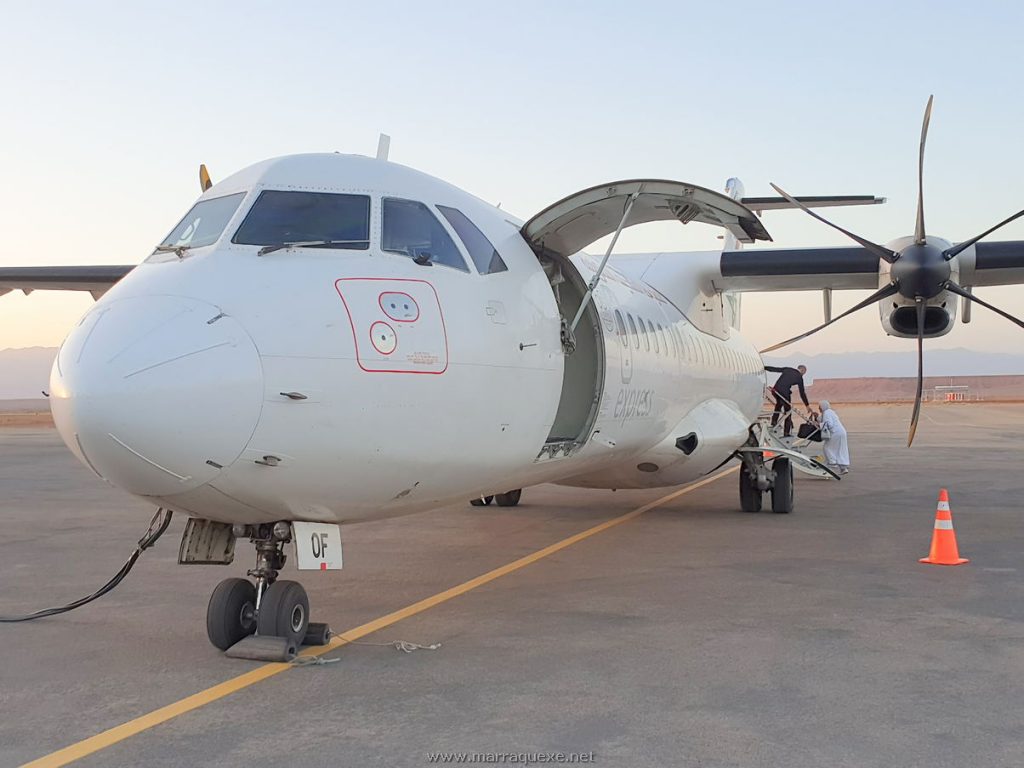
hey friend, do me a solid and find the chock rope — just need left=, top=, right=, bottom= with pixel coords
left=290, top=639, right=442, bottom=666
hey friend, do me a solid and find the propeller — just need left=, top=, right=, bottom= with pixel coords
left=907, top=300, right=925, bottom=446
left=914, top=95, right=933, bottom=245
left=760, top=282, right=899, bottom=353
left=763, top=95, right=1024, bottom=446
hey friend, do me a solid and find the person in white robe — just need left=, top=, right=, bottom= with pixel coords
left=818, top=400, right=850, bottom=474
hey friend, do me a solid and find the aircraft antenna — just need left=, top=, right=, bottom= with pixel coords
left=376, top=134, right=391, bottom=161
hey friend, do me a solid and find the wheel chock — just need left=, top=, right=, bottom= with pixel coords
left=303, top=622, right=332, bottom=647
left=225, top=635, right=297, bottom=662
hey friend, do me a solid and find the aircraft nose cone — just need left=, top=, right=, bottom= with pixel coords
left=50, top=296, right=263, bottom=497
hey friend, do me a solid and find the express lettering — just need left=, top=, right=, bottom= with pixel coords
left=614, top=388, right=654, bottom=419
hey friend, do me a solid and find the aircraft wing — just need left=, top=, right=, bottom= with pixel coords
left=0, top=265, right=134, bottom=299
left=717, top=240, right=1024, bottom=291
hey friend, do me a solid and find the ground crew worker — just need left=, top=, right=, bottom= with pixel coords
left=765, top=364, right=809, bottom=437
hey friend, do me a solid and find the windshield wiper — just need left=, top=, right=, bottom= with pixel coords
left=257, top=239, right=369, bottom=256
left=152, top=244, right=194, bottom=259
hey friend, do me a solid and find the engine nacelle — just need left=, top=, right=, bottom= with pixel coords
left=879, top=292, right=957, bottom=338
left=878, top=235, right=959, bottom=338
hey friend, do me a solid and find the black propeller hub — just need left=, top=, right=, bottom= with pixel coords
left=892, top=242, right=950, bottom=299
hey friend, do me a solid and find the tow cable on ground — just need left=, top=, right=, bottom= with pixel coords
left=0, top=508, right=173, bottom=622
left=0, top=508, right=442, bottom=662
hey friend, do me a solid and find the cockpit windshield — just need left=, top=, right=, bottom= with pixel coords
left=158, top=192, right=246, bottom=251
left=233, top=191, right=371, bottom=250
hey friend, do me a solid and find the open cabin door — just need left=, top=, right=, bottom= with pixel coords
left=521, top=179, right=771, bottom=459
left=521, top=179, right=771, bottom=257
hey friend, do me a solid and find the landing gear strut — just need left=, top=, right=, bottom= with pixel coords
left=205, top=522, right=324, bottom=655
left=737, top=437, right=794, bottom=515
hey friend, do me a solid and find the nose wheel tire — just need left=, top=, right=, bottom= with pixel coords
left=256, top=580, right=310, bottom=645
left=207, top=578, right=257, bottom=650
left=470, top=495, right=494, bottom=507
left=495, top=489, right=522, bottom=507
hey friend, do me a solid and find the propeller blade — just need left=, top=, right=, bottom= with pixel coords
left=944, top=281, right=1024, bottom=329
left=914, top=95, right=933, bottom=245
left=907, top=300, right=925, bottom=447
left=199, top=164, right=213, bottom=192
left=760, top=282, right=900, bottom=354
left=769, top=183, right=897, bottom=264
left=944, top=206, right=1024, bottom=260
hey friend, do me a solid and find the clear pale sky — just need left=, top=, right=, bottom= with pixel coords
left=2, top=0, right=1023, bottom=356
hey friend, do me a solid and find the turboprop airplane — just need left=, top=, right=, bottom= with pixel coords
left=2, top=98, right=1023, bottom=654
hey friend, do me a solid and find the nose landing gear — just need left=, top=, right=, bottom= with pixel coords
left=204, top=522, right=328, bottom=659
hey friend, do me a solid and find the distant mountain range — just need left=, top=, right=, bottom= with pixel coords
left=764, top=349, right=1024, bottom=382
left=3, top=346, right=1024, bottom=400
left=0, top=347, right=58, bottom=399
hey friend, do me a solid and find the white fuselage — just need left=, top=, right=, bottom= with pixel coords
left=49, top=154, right=765, bottom=525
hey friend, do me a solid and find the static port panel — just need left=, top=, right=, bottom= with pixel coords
left=335, top=278, right=448, bottom=374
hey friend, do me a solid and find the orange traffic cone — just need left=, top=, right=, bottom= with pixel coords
left=919, top=489, right=969, bottom=566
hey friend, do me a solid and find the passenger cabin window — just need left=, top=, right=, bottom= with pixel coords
left=627, top=314, right=640, bottom=349
left=233, top=191, right=370, bottom=250
left=648, top=320, right=659, bottom=354
left=614, top=310, right=627, bottom=346
left=382, top=198, right=467, bottom=271
left=158, top=192, right=246, bottom=252
left=436, top=206, right=508, bottom=274
left=641, top=319, right=650, bottom=351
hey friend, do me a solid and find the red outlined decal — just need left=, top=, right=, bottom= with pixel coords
left=335, top=278, right=448, bottom=374
left=369, top=321, right=397, bottom=355
left=378, top=291, right=420, bottom=323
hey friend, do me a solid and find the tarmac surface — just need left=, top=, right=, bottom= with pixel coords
left=2, top=404, right=1023, bottom=768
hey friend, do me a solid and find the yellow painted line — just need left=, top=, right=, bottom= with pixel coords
left=23, top=468, right=736, bottom=768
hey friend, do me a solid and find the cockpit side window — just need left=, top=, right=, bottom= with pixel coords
left=159, top=192, right=246, bottom=250
left=436, top=205, right=508, bottom=274
left=232, top=191, right=370, bottom=249
left=382, top=198, right=468, bottom=271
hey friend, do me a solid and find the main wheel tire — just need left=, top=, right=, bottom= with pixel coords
left=771, top=458, right=794, bottom=514
left=470, top=495, right=494, bottom=507
left=206, top=577, right=257, bottom=651
left=256, top=580, right=309, bottom=644
left=495, top=489, right=522, bottom=507
left=739, top=465, right=763, bottom=513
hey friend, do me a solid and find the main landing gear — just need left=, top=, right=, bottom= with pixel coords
left=469, top=489, right=522, bottom=507
left=205, top=522, right=330, bottom=659
left=738, top=450, right=794, bottom=514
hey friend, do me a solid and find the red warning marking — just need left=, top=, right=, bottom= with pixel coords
left=379, top=291, right=420, bottom=322
left=320, top=562, right=327, bottom=571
